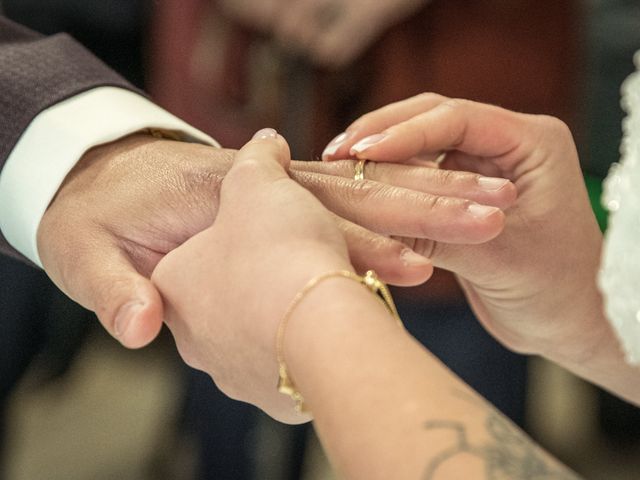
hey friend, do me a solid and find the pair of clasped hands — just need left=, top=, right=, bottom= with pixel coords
left=38, top=94, right=606, bottom=422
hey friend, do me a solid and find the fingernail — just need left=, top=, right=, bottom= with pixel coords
left=467, top=204, right=501, bottom=218
left=401, top=248, right=431, bottom=267
left=322, top=132, right=350, bottom=160
left=253, top=128, right=278, bottom=140
left=114, top=301, right=145, bottom=338
left=478, top=176, right=509, bottom=191
left=350, top=133, right=388, bottom=155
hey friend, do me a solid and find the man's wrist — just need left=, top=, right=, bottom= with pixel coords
left=0, top=86, right=218, bottom=266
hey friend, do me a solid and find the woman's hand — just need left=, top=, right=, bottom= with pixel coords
left=151, top=129, right=363, bottom=422
left=218, top=0, right=428, bottom=68
left=323, top=94, right=605, bottom=362
left=38, top=130, right=512, bottom=350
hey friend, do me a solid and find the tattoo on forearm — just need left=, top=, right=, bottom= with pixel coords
left=422, top=392, right=581, bottom=479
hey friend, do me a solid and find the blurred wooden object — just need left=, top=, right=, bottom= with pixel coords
left=148, top=0, right=583, bottom=301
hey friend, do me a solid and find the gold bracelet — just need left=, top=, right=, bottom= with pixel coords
left=276, top=270, right=402, bottom=414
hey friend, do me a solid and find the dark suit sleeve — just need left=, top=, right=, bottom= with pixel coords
left=0, top=16, right=138, bottom=262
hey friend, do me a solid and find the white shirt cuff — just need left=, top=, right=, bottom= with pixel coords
left=0, top=86, right=219, bottom=267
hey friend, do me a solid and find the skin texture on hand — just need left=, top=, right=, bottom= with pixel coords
left=282, top=278, right=581, bottom=479
left=323, top=93, right=606, bottom=368
left=37, top=132, right=513, bottom=350
left=217, top=0, right=427, bottom=68
left=151, top=130, right=353, bottom=422
left=149, top=130, right=580, bottom=478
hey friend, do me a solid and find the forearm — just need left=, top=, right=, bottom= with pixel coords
left=285, top=280, right=580, bottom=480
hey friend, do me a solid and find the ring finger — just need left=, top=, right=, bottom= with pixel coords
left=292, top=159, right=517, bottom=209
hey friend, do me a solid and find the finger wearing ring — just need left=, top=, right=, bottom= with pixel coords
left=354, top=159, right=368, bottom=181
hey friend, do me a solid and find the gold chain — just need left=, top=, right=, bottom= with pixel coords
left=276, top=270, right=402, bottom=414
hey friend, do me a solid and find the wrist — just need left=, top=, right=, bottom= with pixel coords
left=282, top=274, right=405, bottom=407
left=536, top=284, right=609, bottom=366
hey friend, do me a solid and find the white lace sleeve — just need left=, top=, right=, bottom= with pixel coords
left=599, top=50, right=640, bottom=364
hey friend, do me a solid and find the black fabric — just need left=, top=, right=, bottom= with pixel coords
left=0, top=16, right=137, bottom=259
left=2, top=0, right=148, bottom=89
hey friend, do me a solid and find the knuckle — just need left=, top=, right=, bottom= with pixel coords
left=344, top=179, right=378, bottom=205
left=182, top=166, right=224, bottom=191
left=221, top=158, right=264, bottom=190
left=427, top=193, right=453, bottom=211
left=416, top=195, right=450, bottom=237
left=434, top=168, right=458, bottom=186
left=438, top=99, right=470, bottom=147
left=349, top=113, right=374, bottom=130
left=440, top=98, right=467, bottom=112
left=539, top=115, right=573, bottom=139
left=323, top=159, right=356, bottom=178
left=414, top=92, right=440, bottom=103
left=535, top=114, right=563, bottom=129
left=532, top=115, right=575, bottom=153
left=230, top=157, right=262, bottom=176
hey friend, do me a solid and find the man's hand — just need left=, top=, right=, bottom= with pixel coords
left=37, top=131, right=514, bottom=349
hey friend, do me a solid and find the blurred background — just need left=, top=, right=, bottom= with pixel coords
left=0, top=0, right=639, bottom=478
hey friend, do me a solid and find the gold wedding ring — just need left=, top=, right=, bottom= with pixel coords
left=354, top=159, right=368, bottom=181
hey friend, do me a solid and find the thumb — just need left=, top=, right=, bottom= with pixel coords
left=223, top=128, right=292, bottom=195
left=41, top=236, right=164, bottom=349
left=107, top=268, right=164, bottom=349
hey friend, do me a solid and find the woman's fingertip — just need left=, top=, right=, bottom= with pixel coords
left=467, top=204, right=502, bottom=219
left=252, top=128, right=278, bottom=140
left=477, top=176, right=510, bottom=191
left=400, top=248, right=432, bottom=267
left=322, top=131, right=350, bottom=160
left=350, top=133, right=388, bottom=155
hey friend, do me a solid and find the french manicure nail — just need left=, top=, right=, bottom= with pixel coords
left=401, top=248, right=431, bottom=267
left=114, top=300, right=145, bottom=338
left=467, top=204, right=501, bottom=219
left=350, top=133, right=388, bottom=155
left=322, top=131, right=349, bottom=160
left=253, top=128, right=278, bottom=140
left=477, top=176, right=509, bottom=190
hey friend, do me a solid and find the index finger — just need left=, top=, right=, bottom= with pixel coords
left=322, top=93, right=448, bottom=160
left=348, top=100, right=543, bottom=172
